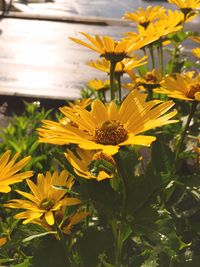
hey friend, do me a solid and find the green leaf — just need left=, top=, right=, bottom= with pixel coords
left=76, top=227, right=113, bottom=267
left=126, top=173, right=162, bottom=215
left=23, top=231, right=56, bottom=243
left=11, top=258, right=31, bottom=267
left=31, top=236, right=67, bottom=267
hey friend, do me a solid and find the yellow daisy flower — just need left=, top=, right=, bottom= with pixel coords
left=168, top=0, right=200, bottom=18
left=123, top=6, right=166, bottom=28
left=125, top=10, right=183, bottom=45
left=0, top=151, right=33, bottom=193
left=0, top=237, right=7, bottom=247
left=168, top=0, right=200, bottom=8
left=38, top=90, right=177, bottom=155
left=62, top=211, right=90, bottom=235
left=32, top=209, right=89, bottom=235
left=87, top=79, right=110, bottom=91
left=190, top=35, right=200, bottom=43
left=68, top=98, right=92, bottom=109
left=192, top=47, right=200, bottom=58
left=4, top=171, right=81, bottom=225
left=69, top=32, right=157, bottom=62
left=65, top=148, right=115, bottom=181
left=154, top=72, right=200, bottom=101
left=87, top=55, right=147, bottom=78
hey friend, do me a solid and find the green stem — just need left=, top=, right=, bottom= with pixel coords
left=149, top=45, right=155, bottom=69
left=158, top=43, right=164, bottom=76
left=169, top=44, right=178, bottom=75
left=113, top=153, right=127, bottom=217
left=175, top=101, right=198, bottom=163
left=112, top=153, right=128, bottom=266
left=116, top=73, right=122, bottom=104
left=110, top=61, right=117, bottom=101
left=54, top=221, right=71, bottom=265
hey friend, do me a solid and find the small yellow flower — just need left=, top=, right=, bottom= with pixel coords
left=68, top=98, right=93, bottom=109
left=69, top=32, right=157, bottom=62
left=38, top=90, right=178, bottom=155
left=0, top=151, right=33, bottom=193
left=192, top=47, right=200, bottom=58
left=168, top=0, right=200, bottom=18
left=124, top=69, right=163, bottom=91
left=0, top=237, right=7, bottom=247
left=62, top=211, right=90, bottom=235
left=4, top=171, right=81, bottom=225
left=87, top=79, right=110, bottom=91
left=123, top=6, right=166, bottom=28
left=87, top=55, right=147, bottom=78
left=190, top=35, right=200, bottom=44
left=65, top=148, right=115, bottom=181
left=154, top=72, right=200, bottom=101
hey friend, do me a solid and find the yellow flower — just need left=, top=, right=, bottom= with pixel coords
left=0, top=151, right=33, bottom=193
left=123, top=6, right=166, bottom=28
left=154, top=72, right=200, bottom=101
left=0, top=237, right=7, bottom=247
left=168, top=0, right=200, bottom=18
left=168, top=0, right=200, bottom=8
left=62, top=211, right=90, bottom=235
left=123, top=70, right=162, bottom=91
left=38, top=90, right=177, bottom=155
left=125, top=10, right=183, bottom=45
left=192, top=47, right=200, bottom=58
left=123, top=69, right=163, bottom=91
left=69, top=32, right=157, bottom=62
left=32, top=209, right=89, bottom=235
left=190, top=35, right=200, bottom=43
left=87, top=55, right=147, bottom=78
left=4, top=171, right=81, bottom=225
left=65, top=148, right=115, bottom=181
left=87, top=79, right=110, bottom=91
left=68, top=98, right=92, bottom=109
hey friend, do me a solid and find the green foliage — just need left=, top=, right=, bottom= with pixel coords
left=0, top=101, right=62, bottom=173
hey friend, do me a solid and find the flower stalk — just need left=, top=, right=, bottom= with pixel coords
left=110, top=60, right=117, bottom=101
left=175, top=101, right=198, bottom=163
left=54, top=221, right=71, bottom=265
left=116, top=73, right=122, bottom=104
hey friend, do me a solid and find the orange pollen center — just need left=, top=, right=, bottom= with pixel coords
left=92, top=152, right=116, bottom=165
left=187, top=83, right=200, bottom=98
left=94, top=120, right=128, bottom=145
left=40, top=198, right=55, bottom=211
left=145, top=73, right=158, bottom=83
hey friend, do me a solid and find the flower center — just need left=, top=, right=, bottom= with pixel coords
left=187, top=83, right=200, bottom=99
left=92, top=152, right=116, bottom=166
left=94, top=120, right=128, bottom=145
left=140, top=20, right=150, bottom=29
left=40, top=198, right=55, bottom=211
left=145, top=72, right=158, bottom=83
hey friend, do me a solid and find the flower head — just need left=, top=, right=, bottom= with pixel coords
left=168, top=0, right=200, bottom=18
left=38, top=90, right=178, bottom=155
left=4, top=171, right=81, bottom=225
left=123, top=6, right=166, bottom=28
left=154, top=72, right=200, bottom=101
left=65, top=148, right=115, bottom=181
left=69, top=32, right=157, bottom=62
left=0, top=151, right=33, bottom=193
left=87, top=55, right=147, bottom=78
left=192, top=47, right=200, bottom=58
left=87, top=79, right=110, bottom=91
left=123, top=69, right=163, bottom=91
